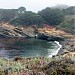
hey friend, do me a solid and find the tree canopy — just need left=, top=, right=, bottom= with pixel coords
left=0, top=6, right=75, bottom=27
left=38, top=7, right=64, bottom=25
left=63, top=6, right=75, bottom=15
left=10, top=11, right=45, bottom=26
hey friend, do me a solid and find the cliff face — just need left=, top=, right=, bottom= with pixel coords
left=0, top=23, right=72, bottom=41
left=36, top=27, right=72, bottom=41
left=0, top=23, right=37, bottom=38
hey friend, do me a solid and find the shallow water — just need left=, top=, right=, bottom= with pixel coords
left=0, top=38, right=59, bottom=58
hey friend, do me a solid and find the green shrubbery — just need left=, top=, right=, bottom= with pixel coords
left=0, top=6, right=75, bottom=27
left=43, top=58, right=75, bottom=75
left=58, top=18, right=75, bottom=34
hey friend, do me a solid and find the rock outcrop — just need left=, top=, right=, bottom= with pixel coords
left=0, top=23, right=37, bottom=38
left=0, top=23, right=70, bottom=41
left=36, top=27, right=69, bottom=41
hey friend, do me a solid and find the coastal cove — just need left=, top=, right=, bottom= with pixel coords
left=0, top=38, right=61, bottom=58
left=0, top=24, right=75, bottom=75
left=0, top=3, right=75, bottom=74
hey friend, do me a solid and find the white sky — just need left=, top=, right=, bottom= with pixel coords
left=0, top=0, right=75, bottom=12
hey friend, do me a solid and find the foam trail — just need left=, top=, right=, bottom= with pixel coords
left=48, top=41, right=62, bottom=57
left=54, top=41, right=62, bottom=49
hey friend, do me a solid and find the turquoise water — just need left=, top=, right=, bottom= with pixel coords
left=0, top=38, right=59, bottom=58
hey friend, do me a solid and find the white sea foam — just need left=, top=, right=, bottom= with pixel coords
left=48, top=41, right=62, bottom=58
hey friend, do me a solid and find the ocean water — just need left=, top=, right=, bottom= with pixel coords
left=0, top=38, right=59, bottom=58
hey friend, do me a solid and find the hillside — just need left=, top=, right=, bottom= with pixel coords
left=0, top=6, right=75, bottom=75
left=58, top=15, right=75, bottom=34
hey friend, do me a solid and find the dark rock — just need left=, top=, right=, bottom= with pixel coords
left=0, top=34, right=8, bottom=38
left=14, top=57, right=23, bottom=61
left=37, top=33, right=48, bottom=40
left=37, top=33, right=64, bottom=41
left=47, top=36, right=64, bottom=41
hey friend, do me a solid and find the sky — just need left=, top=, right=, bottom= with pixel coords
left=0, top=0, right=75, bottom=12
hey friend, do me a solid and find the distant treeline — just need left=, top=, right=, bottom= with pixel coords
left=0, top=6, right=75, bottom=27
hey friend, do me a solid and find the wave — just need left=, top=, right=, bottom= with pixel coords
left=48, top=41, right=62, bottom=57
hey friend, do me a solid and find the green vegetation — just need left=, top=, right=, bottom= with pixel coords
left=0, top=6, right=75, bottom=25
left=58, top=17, right=75, bottom=34
left=43, top=58, right=75, bottom=75
left=0, top=57, right=75, bottom=75
left=63, top=6, right=75, bottom=15
left=38, top=7, right=64, bottom=25
left=0, top=57, right=51, bottom=75
left=0, top=6, right=75, bottom=32
left=0, top=5, right=75, bottom=75
left=10, top=11, right=45, bottom=26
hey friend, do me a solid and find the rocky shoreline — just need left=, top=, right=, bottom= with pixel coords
left=0, top=23, right=65, bottom=41
left=0, top=23, right=75, bottom=58
left=0, top=23, right=75, bottom=75
left=58, top=35, right=75, bottom=57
